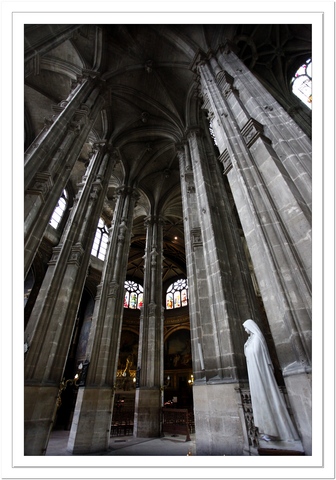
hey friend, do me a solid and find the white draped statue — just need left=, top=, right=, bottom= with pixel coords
left=243, top=319, right=299, bottom=442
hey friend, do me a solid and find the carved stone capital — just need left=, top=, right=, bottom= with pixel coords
left=48, top=245, right=62, bottom=266
left=26, top=172, right=53, bottom=198
left=185, top=127, right=202, bottom=141
left=190, top=228, right=202, bottom=250
left=190, top=48, right=209, bottom=75
left=95, top=283, right=103, bottom=300
left=93, top=140, right=107, bottom=151
left=216, top=70, right=238, bottom=98
left=117, top=220, right=127, bottom=243
left=116, top=185, right=133, bottom=198
left=150, top=247, right=158, bottom=267
left=51, top=101, right=68, bottom=115
left=108, top=281, right=119, bottom=298
left=68, top=242, right=84, bottom=266
left=144, top=215, right=165, bottom=229
left=241, top=118, right=272, bottom=149
left=218, top=148, right=233, bottom=175
left=185, top=170, right=195, bottom=193
left=71, top=75, right=85, bottom=90
left=68, top=121, right=82, bottom=134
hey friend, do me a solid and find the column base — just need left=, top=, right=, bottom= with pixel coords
left=67, top=386, right=114, bottom=455
left=134, top=387, right=162, bottom=437
left=24, top=384, right=59, bottom=455
left=283, top=371, right=312, bottom=455
left=193, top=382, right=245, bottom=455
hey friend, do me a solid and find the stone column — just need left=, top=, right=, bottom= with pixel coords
left=67, top=185, right=139, bottom=454
left=134, top=215, right=164, bottom=437
left=195, top=48, right=312, bottom=453
left=24, top=142, right=116, bottom=455
left=177, top=143, right=206, bottom=383
left=182, top=127, right=263, bottom=455
left=24, top=73, right=105, bottom=277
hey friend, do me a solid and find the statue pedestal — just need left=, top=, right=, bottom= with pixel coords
left=258, top=438, right=305, bottom=456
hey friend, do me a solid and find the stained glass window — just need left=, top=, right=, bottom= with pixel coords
left=291, top=59, right=312, bottom=109
left=49, top=189, right=68, bottom=229
left=91, top=218, right=109, bottom=261
left=166, top=279, right=188, bottom=309
left=124, top=281, right=144, bottom=309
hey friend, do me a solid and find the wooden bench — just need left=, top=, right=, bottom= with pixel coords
left=162, top=408, right=191, bottom=442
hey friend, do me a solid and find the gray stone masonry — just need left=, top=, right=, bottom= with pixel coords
left=195, top=48, right=312, bottom=453
left=24, top=141, right=115, bottom=455
left=134, top=216, right=164, bottom=437
left=68, top=186, right=139, bottom=454
left=25, top=77, right=104, bottom=277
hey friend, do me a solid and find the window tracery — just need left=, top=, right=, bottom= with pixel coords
left=291, top=58, right=312, bottom=109
left=91, top=218, right=109, bottom=261
left=123, top=281, right=143, bottom=309
left=166, top=278, right=188, bottom=309
left=49, top=189, right=68, bottom=229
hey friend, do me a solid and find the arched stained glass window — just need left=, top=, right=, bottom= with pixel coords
left=291, top=58, right=312, bottom=109
left=124, top=281, right=143, bottom=309
left=91, top=218, right=109, bottom=261
left=166, top=278, right=188, bottom=309
left=49, top=189, right=68, bottom=229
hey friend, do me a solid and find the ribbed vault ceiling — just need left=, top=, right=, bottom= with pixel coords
left=24, top=24, right=311, bottom=285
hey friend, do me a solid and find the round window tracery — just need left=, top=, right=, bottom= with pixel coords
left=124, top=281, right=144, bottom=309
left=166, top=278, right=188, bottom=309
left=291, top=58, right=312, bottom=109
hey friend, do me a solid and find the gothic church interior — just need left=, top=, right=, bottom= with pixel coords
left=24, top=24, right=312, bottom=456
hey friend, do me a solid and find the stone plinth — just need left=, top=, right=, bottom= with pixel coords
left=193, top=382, right=245, bottom=455
left=24, top=384, right=59, bottom=455
left=134, top=387, right=162, bottom=437
left=258, top=438, right=304, bottom=455
left=283, top=371, right=312, bottom=455
left=67, top=386, right=113, bottom=455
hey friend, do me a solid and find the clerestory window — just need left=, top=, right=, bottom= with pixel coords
left=49, top=190, right=68, bottom=229
left=166, top=278, right=188, bottom=309
left=91, top=218, right=109, bottom=261
left=291, top=58, right=312, bottom=109
left=124, top=281, right=144, bottom=309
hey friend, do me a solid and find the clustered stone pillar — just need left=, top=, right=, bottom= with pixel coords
left=67, top=185, right=139, bottom=454
left=24, top=141, right=116, bottom=456
left=177, top=126, right=263, bottom=455
left=24, top=72, right=105, bottom=277
left=194, top=44, right=312, bottom=454
left=177, top=143, right=207, bottom=383
left=134, top=215, right=164, bottom=437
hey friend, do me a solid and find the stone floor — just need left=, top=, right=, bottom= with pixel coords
left=46, top=430, right=196, bottom=456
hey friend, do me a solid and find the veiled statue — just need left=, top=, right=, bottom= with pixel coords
left=243, top=319, right=299, bottom=442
